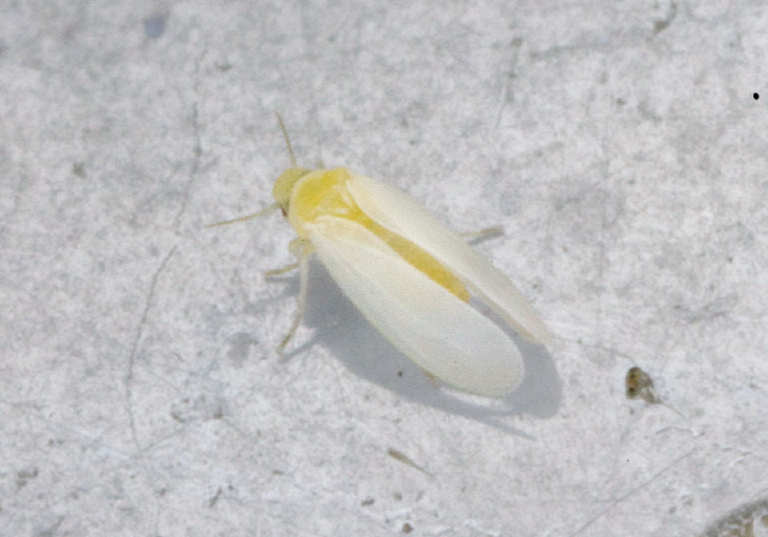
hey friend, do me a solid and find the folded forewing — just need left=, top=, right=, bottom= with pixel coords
left=309, top=216, right=524, bottom=397
left=346, top=173, right=551, bottom=344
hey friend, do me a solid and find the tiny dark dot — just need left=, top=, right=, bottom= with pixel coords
left=72, top=161, right=86, bottom=178
left=754, top=93, right=760, bottom=100
left=144, top=14, right=167, bottom=38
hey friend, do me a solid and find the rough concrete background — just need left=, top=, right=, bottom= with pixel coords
left=1, top=1, right=767, bottom=536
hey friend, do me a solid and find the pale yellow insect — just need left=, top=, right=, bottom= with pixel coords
left=212, top=115, right=551, bottom=397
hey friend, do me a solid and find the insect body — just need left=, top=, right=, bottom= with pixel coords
left=625, top=366, right=661, bottom=404
left=217, top=116, right=551, bottom=397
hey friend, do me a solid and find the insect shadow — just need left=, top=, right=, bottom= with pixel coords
left=278, top=257, right=562, bottom=435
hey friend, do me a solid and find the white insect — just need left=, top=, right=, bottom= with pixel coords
left=212, top=115, right=551, bottom=397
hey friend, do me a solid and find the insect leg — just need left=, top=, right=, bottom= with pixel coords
left=277, top=238, right=313, bottom=354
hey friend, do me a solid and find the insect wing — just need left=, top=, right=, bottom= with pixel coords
left=345, top=173, right=551, bottom=344
left=309, top=216, right=524, bottom=397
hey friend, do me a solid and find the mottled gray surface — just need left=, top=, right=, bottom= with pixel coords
left=1, top=1, right=766, bottom=536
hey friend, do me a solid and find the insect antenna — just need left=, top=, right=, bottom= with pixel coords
left=275, top=112, right=298, bottom=167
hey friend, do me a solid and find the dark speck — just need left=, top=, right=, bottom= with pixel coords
left=16, top=467, right=38, bottom=489
left=653, top=19, right=670, bottom=33
left=144, top=13, right=167, bottom=39
left=72, top=161, right=86, bottom=178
